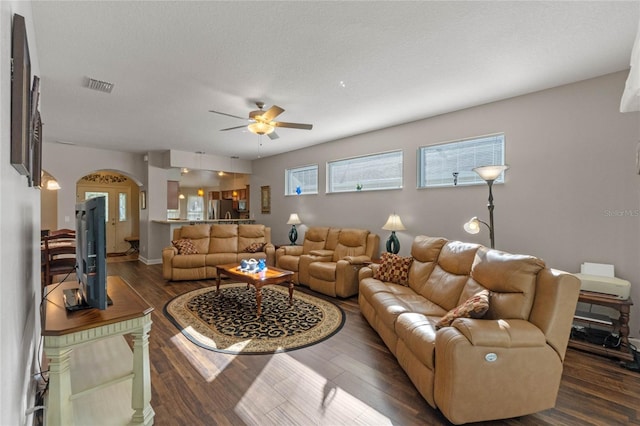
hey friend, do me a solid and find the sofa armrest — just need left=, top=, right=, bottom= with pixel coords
left=278, top=245, right=304, bottom=256
left=309, top=249, right=334, bottom=257
left=162, top=246, right=178, bottom=280
left=343, top=255, right=371, bottom=265
left=263, top=243, right=276, bottom=266
left=451, top=318, right=547, bottom=348
left=359, top=265, right=374, bottom=281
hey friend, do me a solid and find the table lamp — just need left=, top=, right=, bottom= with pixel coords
left=382, top=213, right=405, bottom=254
left=287, top=213, right=302, bottom=245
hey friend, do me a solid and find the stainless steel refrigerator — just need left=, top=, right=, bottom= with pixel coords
left=208, top=199, right=237, bottom=219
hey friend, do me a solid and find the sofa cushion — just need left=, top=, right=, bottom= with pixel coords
left=238, top=224, right=268, bottom=254
left=209, top=224, right=239, bottom=254
left=332, top=229, right=369, bottom=261
left=435, top=289, right=490, bottom=330
left=471, top=247, right=545, bottom=320
left=172, top=238, right=199, bottom=255
left=395, top=312, right=438, bottom=370
left=374, top=252, right=413, bottom=285
left=176, top=224, right=211, bottom=254
left=301, top=227, right=330, bottom=254
left=413, top=241, right=480, bottom=312
left=407, top=236, right=447, bottom=289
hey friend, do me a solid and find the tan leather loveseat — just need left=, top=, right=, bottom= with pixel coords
left=162, top=224, right=275, bottom=281
left=276, top=227, right=379, bottom=297
left=359, top=235, right=580, bottom=425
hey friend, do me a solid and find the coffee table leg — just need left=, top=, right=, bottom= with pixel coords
left=216, top=270, right=221, bottom=293
left=256, top=286, right=262, bottom=317
left=288, top=279, right=294, bottom=306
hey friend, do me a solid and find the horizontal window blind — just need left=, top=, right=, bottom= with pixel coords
left=418, top=134, right=505, bottom=188
left=285, top=164, right=318, bottom=195
left=327, top=150, right=403, bottom=193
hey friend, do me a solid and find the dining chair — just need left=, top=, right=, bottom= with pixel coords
left=42, top=231, right=77, bottom=287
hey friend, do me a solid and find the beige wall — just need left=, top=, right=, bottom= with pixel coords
left=251, top=71, right=640, bottom=338
left=1, top=2, right=43, bottom=424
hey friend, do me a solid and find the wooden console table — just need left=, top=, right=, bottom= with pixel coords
left=568, top=291, right=634, bottom=362
left=42, top=276, right=155, bottom=426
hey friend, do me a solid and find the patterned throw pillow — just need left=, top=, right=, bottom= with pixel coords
left=373, top=252, right=413, bottom=286
left=435, top=289, right=490, bottom=330
left=172, top=238, right=199, bottom=255
left=244, top=242, right=265, bottom=253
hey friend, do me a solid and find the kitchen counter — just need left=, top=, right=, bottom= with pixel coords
left=153, top=219, right=255, bottom=225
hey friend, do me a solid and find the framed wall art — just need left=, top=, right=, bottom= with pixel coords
left=261, top=186, right=270, bottom=214
left=29, top=75, right=41, bottom=187
left=10, top=14, right=31, bottom=177
left=31, top=112, right=42, bottom=187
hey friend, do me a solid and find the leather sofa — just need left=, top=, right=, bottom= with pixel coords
left=162, top=224, right=275, bottom=281
left=276, top=227, right=379, bottom=297
left=358, top=235, right=580, bottom=424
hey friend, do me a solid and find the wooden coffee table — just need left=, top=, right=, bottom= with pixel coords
left=215, top=263, right=295, bottom=317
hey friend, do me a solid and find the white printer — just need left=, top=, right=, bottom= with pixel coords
left=572, top=262, right=631, bottom=300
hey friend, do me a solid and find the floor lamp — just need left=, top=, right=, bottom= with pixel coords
left=464, top=165, right=509, bottom=249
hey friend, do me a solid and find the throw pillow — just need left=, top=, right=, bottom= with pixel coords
left=435, top=289, right=490, bottom=330
left=373, top=252, right=413, bottom=286
left=244, top=242, right=265, bottom=253
left=172, top=238, right=198, bottom=255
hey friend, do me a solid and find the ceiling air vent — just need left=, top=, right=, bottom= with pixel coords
left=86, top=77, right=114, bottom=93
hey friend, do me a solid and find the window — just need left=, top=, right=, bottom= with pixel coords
left=285, top=164, right=318, bottom=195
left=186, top=195, right=204, bottom=221
left=118, top=192, right=127, bottom=222
left=327, top=150, right=403, bottom=193
left=418, top=134, right=505, bottom=188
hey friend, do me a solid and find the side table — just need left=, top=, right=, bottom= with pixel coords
left=568, top=291, right=634, bottom=362
left=42, top=276, right=155, bottom=426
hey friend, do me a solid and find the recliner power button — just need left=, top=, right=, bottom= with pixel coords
left=485, top=353, right=498, bottom=362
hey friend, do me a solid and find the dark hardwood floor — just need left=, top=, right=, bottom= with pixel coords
left=106, top=260, right=640, bottom=426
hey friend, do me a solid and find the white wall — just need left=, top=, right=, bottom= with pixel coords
left=251, top=71, right=640, bottom=338
left=0, top=2, right=43, bottom=424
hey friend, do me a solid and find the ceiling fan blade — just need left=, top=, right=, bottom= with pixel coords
left=268, top=131, right=280, bottom=140
left=262, top=105, right=285, bottom=121
left=274, top=121, right=313, bottom=130
left=220, top=125, right=247, bottom=131
left=209, top=110, right=247, bottom=120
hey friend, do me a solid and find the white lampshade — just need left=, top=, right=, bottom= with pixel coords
left=472, top=165, right=510, bottom=181
left=463, top=217, right=481, bottom=234
left=382, top=214, right=406, bottom=231
left=179, top=193, right=185, bottom=199
left=248, top=121, right=275, bottom=135
left=46, top=179, right=61, bottom=190
left=287, top=213, right=302, bottom=225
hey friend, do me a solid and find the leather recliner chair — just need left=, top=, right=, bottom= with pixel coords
left=307, top=228, right=379, bottom=297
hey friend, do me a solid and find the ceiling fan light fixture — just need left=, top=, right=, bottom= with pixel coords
left=248, top=121, right=275, bottom=135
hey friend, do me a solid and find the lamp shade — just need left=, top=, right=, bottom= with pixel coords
left=463, top=217, right=481, bottom=234
left=197, top=188, right=204, bottom=197
left=248, top=121, right=275, bottom=135
left=472, top=165, right=509, bottom=181
left=382, top=214, right=406, bottom=231
left=287, top=213, right=302, bottom=225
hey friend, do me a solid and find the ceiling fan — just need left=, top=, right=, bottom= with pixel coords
left=209, top=102, right=313, bottom=140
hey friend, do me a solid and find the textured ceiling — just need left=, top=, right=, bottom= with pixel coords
left=31, top=1, right=639, bottom=162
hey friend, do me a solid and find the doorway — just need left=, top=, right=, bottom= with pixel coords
left=77, top=172, right=139, bottom=254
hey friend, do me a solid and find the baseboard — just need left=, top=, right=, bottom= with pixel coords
left=138, top=256, right=162, bottom=265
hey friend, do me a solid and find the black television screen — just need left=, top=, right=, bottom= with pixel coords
left=67, top=196, right=108, bottom=310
